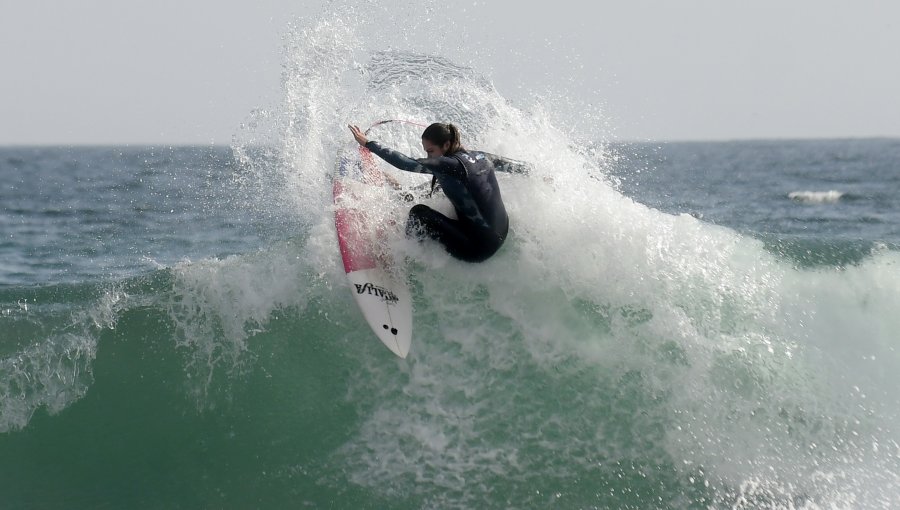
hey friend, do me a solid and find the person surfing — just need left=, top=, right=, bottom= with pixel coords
left=349, top=122, right=530, bottom=263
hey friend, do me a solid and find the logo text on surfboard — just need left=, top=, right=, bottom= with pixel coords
left=354, top=282, right=399, bottom=304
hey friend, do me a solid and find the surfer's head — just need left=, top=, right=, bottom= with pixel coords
left=422, top=123, right=462, bottom=157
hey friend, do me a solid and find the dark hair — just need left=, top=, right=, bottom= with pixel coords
left=421, top=122, right=463, bottom=155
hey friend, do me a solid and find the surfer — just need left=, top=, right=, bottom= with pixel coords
left=349, top=122, right=530, bottom=262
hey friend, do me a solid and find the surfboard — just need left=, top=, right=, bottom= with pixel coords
left=333, top=142, right=413, bottom=358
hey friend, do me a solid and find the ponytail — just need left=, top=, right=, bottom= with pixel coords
left=422, top=122, right=465, bottom=196
left=422, top=122, right=464, bottom=155
left=447, top=124, right=461, bottom=153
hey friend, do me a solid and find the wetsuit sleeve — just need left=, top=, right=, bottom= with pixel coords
left=484, top=153, right=533, bottom=175
left=365, top=141, right=464, bottom=179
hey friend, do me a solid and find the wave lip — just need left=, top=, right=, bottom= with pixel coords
left=788, top=190, right=844, bottom=204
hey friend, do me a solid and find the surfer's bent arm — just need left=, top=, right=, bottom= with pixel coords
left=365, top=141, right=463, bottom=178
left=485, top=153, right=533, bottom=175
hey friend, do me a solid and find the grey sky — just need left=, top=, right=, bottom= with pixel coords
left=2, top=1, right=898, bottom=144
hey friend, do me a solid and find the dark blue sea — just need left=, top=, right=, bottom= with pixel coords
left=2, top=27, right=899, bottom=510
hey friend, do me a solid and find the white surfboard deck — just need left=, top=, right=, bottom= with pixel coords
left=344, top=266, right=412, bottom=358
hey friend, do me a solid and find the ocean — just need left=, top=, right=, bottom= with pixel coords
left=3, top=20, right=900, bottom=510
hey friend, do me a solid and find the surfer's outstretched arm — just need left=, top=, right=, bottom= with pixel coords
left=349, top=125, right=456, bottom=175
left=364, top=140, right=464, bottom=179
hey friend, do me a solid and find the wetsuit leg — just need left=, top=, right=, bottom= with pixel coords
left=406, top=204, right=500, bottom=262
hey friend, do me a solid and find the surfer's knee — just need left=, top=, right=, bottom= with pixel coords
left=408, top=204, right=432, bottom=218
left=405, top=204, right=434, bottom=238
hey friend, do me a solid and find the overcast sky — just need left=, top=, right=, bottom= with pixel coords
left=2, top=0, right=898, bottom=144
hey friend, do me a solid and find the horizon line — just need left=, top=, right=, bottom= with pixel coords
left=2, top=134, right=899, bottom=149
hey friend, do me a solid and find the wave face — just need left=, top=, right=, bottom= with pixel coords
left=2, top=6, right=900, bottom=510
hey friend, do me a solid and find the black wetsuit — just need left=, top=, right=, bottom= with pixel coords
left=365, top=141, right=530, bottom=262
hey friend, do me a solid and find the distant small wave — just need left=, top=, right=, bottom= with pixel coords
left=787, top=190, right=844, bottom=204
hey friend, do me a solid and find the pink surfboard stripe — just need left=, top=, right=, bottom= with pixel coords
left=336, top=121, right=426, bottom=274
left=359, top=146, right=384, bottom=186
left=333, top=179, right=377, bottom=273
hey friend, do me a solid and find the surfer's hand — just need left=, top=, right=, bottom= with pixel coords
left=348, top=125, right=368, bottom=146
